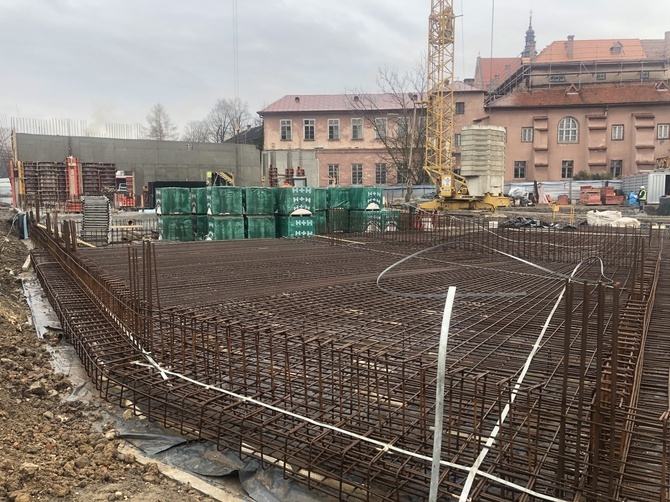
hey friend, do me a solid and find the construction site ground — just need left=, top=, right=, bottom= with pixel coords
left=0, top=209, right=221, bottom=502
left=3, top=203, right=670, bottom=501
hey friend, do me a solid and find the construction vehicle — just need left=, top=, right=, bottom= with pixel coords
left=418, top=0, right=510, bottom=211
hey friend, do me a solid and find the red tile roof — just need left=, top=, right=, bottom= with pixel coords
left=259, top=83, right=482, bottom=114
left=489, top=83, right=670, bottom=108
left=474, top=58, right=522, bottom=89
left=534, top=39, right=647, bottom=63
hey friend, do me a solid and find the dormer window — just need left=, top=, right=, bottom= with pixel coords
left=610, top=42, right=623, bottom=55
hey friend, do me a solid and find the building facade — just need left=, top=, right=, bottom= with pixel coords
left=477, top=27, right=670, bottom=182
left=260, top=26, right=670, bottom=187
left=258, top=84, right=484, bottom=187
left=481, top=83, right=670, bottom=182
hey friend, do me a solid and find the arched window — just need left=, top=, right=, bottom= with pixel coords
left=558, top=117, right=579, bottom=143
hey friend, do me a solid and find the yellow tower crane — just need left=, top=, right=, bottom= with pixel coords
left=419, top=0, right=509, bottom=211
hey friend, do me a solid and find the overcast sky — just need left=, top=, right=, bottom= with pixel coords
left=1, top=0, right=668, bottom=135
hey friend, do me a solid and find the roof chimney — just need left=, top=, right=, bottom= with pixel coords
left=567, top=35, right=575, bottom=60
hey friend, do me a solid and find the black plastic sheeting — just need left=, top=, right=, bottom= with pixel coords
left=113, top=413, right=332, bottom=502
left=501, top=216, right=577, bottom=230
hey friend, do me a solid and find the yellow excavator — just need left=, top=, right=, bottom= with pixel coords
left=418, top=0, right=509, bottom=211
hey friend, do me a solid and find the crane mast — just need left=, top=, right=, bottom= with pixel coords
left=424, top=0, right=457, bottom=193
left=420, top=0, right=509, bottom=211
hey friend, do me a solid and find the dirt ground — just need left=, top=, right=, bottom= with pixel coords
left=0, top=210, right=215, bottom=502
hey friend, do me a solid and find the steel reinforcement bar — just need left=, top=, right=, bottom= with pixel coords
left=30, top=219, right=667, bottom=501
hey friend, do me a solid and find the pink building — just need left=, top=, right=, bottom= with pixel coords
left=477, top=25, right=670, bottom=181
left=259, top=22, right=670, bottom=186
left=480, top=82, right=670, bottom=181
left=258, top=83, right=484, bottom=187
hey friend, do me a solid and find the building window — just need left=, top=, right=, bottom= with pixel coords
left=610, top=160, right=622, bottom=178
left=328, top=164, right=340, bottom=185
left=327, top=119, right=340, bottom=140
left=453, top=133, right=461, bottom=147
left=521, top=127, right=534, bottom=143
left=513, top=161, right=527, bottom=179
left=641, top=70, right=650, bottom=81
left=549, top=74, right=566, bottom=83
left=375, top=118, right=387, bottom=139
left=561, top=160, right=574, bottom=179
left=303, top=119, right=315, bottom=141
left=658, top=124, right=670, bottom=140
left=396, top=117, right=409, bottom=139
left=455, top=102, right=465, bottom=115
left=351, top=164, right=363, bottom=185
left=397, top=165, right=408, bottom=185
left=280, top=119, right=292, bottom=141
left=558, top=117, right=579, bottom=143
left=375, top=163, right=387, bottom=184
left=351, top=118, right=363, bottom=140
left=596, top=72, right=606, bottom=81
left=611, top=124, right=624, bottom=141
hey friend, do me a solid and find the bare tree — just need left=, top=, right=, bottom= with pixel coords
left=206, top=98, right=252, bottom=143
left=145, top=104, right=178, bottom=141
left=182, top=120, right=211, bottom=143
left=347, top=62, right=429, bottom=198
left=0, top=127, right=12, bottom=178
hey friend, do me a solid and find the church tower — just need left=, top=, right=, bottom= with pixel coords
left=522, top=11, right=537, bottom=60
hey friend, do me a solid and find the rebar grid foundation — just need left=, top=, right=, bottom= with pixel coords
left=29, top=216, right=669, bottom=501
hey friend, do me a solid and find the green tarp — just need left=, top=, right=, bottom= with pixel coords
left=277, top=216, right=315, bottom=238
left=244, top=187, right=276, bottom=215
left=194, top=215, right=208, bottom=240
left=158, top=216, right=193, bottom=241
left=348, top=187, right=383, bottom=210
left=208, top=216, right=245, bottom=240
left=276, top=187, right=314, bottom=215
left=313, top=211, right=327, bottom=235
left=208, top=187, right=244, bottom=215
left=156, top=187, right=191, bottom=215
left=190, top=188, right=208, bottom=215
left=327, top=187, right=350, bottom=209
left=314, top=189, right=328, bottom=211
left=348, top=209, right=400, bottom=233
left=328, top=208, right=350, bottom=233
left=246, top=216, right=276, bottom=239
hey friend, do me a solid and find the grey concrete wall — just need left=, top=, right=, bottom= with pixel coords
left=15, top=134, right=261, bottom=190
left=261, top=150, right=319, bottom=187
